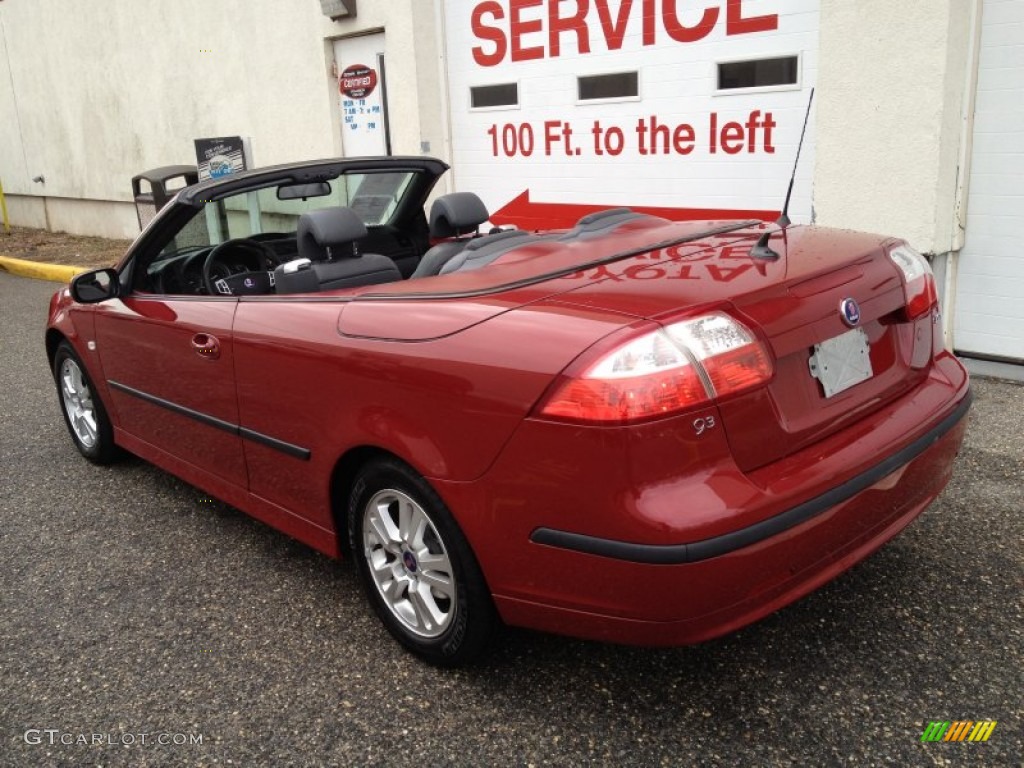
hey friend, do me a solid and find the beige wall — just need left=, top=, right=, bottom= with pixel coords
left=1, top=0, right=979, bottom=248
left=813, top=0, right=977, bottom=254
left=0, top=0, right=446, bottom=238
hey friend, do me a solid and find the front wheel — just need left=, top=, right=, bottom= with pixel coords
left=52, top=341, right=121, bottom=464
left=348, top=459, right=496, bottom=666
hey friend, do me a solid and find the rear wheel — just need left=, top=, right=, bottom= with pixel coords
left=53, top=341, right=121, bottom=464
left=348, top=458, right=496, bottom=666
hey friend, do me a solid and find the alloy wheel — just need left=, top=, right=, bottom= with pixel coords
left=361, top=488, right=457, bottom=638
left=59, top=357, right=98, bottom=449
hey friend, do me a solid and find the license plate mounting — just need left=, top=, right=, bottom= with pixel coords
left=808, top=328, right=873, bottom=398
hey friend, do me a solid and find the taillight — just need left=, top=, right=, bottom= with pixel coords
left=537, top=312, right=773, bottom=424
left=889, top=244, right=938, bottom=319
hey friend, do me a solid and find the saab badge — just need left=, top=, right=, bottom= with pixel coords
left=840, top=298, right=861, bottom=327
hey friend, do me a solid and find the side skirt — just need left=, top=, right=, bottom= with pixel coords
left=114, top=428, right=340, bottom=559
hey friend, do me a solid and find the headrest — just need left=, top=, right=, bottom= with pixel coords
left=429, top=192, right=489, bottom=238
left=297, top=207, right=368, bottom=262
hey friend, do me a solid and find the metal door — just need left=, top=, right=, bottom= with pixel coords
left=953, top=0, right=1024, bottom=363
left=333, top=33, right=392, bottom=157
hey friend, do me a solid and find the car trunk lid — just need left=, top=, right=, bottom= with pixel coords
left=551, top=224, right=931, bottom=472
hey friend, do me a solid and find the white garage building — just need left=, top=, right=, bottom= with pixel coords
left=954, top=0, right=1023, bottom=366
left=0, top=0, right=1020, bottom=370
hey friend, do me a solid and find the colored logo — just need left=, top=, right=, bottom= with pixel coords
left=402, top=551, right=418, bottom=573
left=839, top=297, right=861, bottom=327
left=339, top=64, right=378, bottom=99
left=208, top=154, right=233, bottom=179
left=921, top=721, right=997, bottom=742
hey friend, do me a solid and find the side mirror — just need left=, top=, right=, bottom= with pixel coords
left=70, top=268, right=120, bottom=304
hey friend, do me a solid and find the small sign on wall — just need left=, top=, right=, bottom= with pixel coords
left=194, top=137, right=251, bottom=182
left=192, top=136, right=258, bottom=242
left=339, top=64, right=378, bottom=99
left=333, top=33, right=391, bottom=157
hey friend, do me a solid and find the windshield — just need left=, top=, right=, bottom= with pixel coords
left=153, top=171, right=418, bottom=263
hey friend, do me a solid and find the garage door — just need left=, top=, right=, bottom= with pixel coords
left=442, top=0, right=819, bottom=230
left=954, top=0, right=1024, bottom=363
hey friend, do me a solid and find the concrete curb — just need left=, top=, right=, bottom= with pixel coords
left=0, top=255, right=89, bottom=284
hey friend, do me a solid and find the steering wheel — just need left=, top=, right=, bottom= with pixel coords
left=202, top=239, right=278, bottom=296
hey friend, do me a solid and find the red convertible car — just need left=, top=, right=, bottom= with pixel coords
left=47, top=157, right=970, bottom=666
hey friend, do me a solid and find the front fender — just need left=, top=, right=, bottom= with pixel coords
left=46, top=288, right=117, bottom=425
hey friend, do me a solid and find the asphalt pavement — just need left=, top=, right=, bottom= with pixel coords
left=1, top=270, right=1021, bottom=767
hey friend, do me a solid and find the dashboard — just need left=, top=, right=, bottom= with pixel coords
left=148, top=237, right=294, bottom=295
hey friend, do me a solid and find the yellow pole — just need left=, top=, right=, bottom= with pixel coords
left=0, top=178, right=10, bottom=233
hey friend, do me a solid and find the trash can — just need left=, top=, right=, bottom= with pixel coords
left=131, top=165, right=198, bottom=230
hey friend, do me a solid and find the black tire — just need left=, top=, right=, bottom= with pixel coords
left=348, top=458, right=496, bottom=667
left=52, top=341, right=121, bottom=464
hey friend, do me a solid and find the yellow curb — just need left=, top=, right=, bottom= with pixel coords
left=0, top=255, right=90, bottom=284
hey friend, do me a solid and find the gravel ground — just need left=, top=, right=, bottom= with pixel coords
left=1, top=270, right=1021, bottom=767
left=0, top=226, right=132, bottom=269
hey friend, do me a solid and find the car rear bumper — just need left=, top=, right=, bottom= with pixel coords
left=438, top=351, right=971, bottom=646
left=528, top=390, right=971, bottom=566
left=501, top=402, right=966, bottom=645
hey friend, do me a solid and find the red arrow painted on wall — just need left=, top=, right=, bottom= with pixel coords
left=489, top=190, right=778, bottom=231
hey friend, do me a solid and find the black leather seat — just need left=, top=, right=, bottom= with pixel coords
left=275, top=207, right=401, bottom=294
left=411, top=192, right=490, bottom=278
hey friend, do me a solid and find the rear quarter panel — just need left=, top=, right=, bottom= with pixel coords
left=230, top=297, right=630, bottom=537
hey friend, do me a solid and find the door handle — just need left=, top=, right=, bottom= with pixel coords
left=191, top=333, right=221, bottom=360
